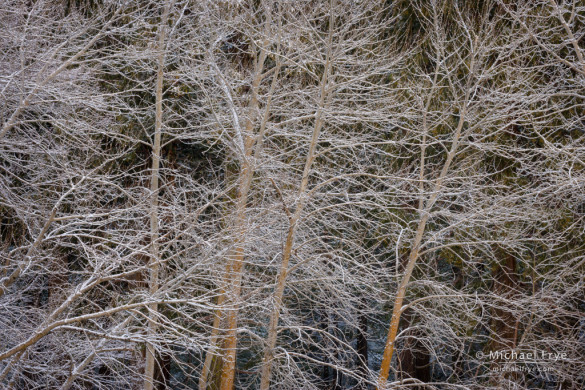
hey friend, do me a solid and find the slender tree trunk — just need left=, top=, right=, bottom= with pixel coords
left=218, top=191, right=250, bottom=390
left=491, top=251, right=518, bottom=350
left=199, top=294, right=226, bottom=390
left=207, top=7, right=277, bottom=388
left=376, top=56, right=475, bottom=388
left=451, top=266, right=465, bottom=380
left=489, top=249, right=518, bottom=384
left=258, top=4, right=334, bottom=389
left=356, top=310, right=369, bottom=390
left=144, top=3, right=171, bottom=389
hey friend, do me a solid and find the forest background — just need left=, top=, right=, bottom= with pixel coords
left=1, top=0, right=584, bottom=389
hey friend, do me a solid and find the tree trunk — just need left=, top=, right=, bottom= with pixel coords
left=208, top=8, right=275, bottom=388
left=377, top=55, right=475, bottom=388
left=258, top=5, right=334, bottom=388
left=144, top=3, right=171, bottom=389
left=397, top=311, right=430, bottom=388
left=356, top=312, right=369, bottom=390
left=489, top=249, right=518, bottom=384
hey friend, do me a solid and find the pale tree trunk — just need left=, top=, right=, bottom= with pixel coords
left=258, top=4, right=335, bottom=389
left=376, top=55, right=475, bottom=389
left=144, top=2, right=171, bottom=389
left=199, top=5, right=280, bottom=389
left=217, top=46, right=276, bottom=390
left=198, top=294, right=225, bottom=390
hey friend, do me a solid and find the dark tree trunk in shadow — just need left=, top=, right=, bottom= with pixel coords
left=317, top=310, right=342, bottom=390
left=397, top=310, right=430, bottom=388
left=451, top=266, right=465, bottom=381
left=490, top=248, right=519, bottom=384
left=355, top=304, right=369, bottom=390
left=154, top=351, right=172, bottom=390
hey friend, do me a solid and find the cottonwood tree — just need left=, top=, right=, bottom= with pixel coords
left=184, top=1, right=414, bottom=389
left=374, top=1, right=585, bottom=389
left=0, top=2, right=144, bottom=386
left=0, top=1, right=213, bottom=388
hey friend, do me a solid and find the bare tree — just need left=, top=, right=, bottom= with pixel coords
left=1, top=1, right=584, bottom=389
